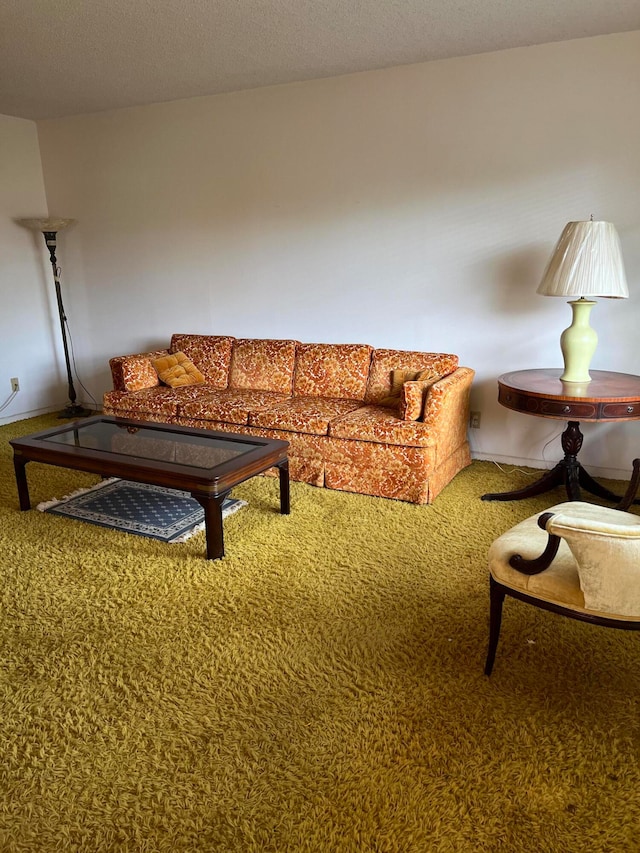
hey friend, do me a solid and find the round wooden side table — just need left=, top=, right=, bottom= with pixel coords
left=481, top=368, right=640, bottom=502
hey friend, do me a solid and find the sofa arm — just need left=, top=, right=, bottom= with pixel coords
left=109, top=349, right=170, bottom=391
left=422, top=366, right=475, bottom=463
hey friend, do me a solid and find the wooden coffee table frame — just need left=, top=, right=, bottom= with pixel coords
left=10, top=415, right=290, bottom=560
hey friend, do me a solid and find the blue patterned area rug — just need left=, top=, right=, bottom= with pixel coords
left=37, top=478, right=246, bottom=544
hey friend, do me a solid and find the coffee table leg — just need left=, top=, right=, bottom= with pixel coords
left=13, top=454, right=31, bottom=511
left=193, top=494, right=226, bottom=560
left=278, top=460, right=290, bottom=515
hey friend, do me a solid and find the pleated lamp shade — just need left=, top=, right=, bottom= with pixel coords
left=536, top=220, right=628, bottom=383
left=537, top=220, right=628, bottom=298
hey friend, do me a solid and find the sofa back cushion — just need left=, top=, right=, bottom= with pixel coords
left=365, top=349, right=459, bottom=405
left=170, top=334, right=234, bottom=389
left=229, top=339, right=297, bottom=394
left=293, top=343, right=372, bottom=400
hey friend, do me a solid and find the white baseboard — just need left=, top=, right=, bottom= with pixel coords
left=470, top=450, right=631, bottom=483
left=0, top=406, right=61, bottom=427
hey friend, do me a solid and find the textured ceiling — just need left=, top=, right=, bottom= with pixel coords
left=2, top=0, right=639, bottom=120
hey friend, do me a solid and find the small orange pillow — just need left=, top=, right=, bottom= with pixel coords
left=379, top=368, right=438, bottom=408
left=400, top=378, right=438, bottom=421
left=152, top=351, right=205, bottom=387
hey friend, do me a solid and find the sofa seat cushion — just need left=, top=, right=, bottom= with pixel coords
left=229, top=339, right=297, bottom=394
left=170, top=334, right=235, bottom=388
left=365, top=349, right=459, bottom=406
left=293, top=343, right=372, bottom=400
left=329, top=405, right=434, bottom=448
left=249, top=397, right=362, bottom=436
left=178, top=390, right=290, bottom=426
left=103, top=385, right=209, bottom=419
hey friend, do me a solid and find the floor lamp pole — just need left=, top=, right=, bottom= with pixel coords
left=42, top=231, right=91, bottom=418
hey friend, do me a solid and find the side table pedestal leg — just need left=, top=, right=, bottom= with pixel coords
left=481, top=421, right=624, bottom=503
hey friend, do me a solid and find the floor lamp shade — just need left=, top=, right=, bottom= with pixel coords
left=537, top=220, right=628, bottom=383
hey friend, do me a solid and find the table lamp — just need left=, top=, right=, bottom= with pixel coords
left=536, top=219, right=628, bottom=383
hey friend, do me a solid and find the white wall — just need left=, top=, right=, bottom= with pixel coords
left=30, top=31, right=640, bottom=476
left=0, top=115, right=65, bottom=424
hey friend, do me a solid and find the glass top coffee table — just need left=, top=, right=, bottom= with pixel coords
left=10, top=416, right=290, bottom=560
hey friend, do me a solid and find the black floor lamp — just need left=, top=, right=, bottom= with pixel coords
left=18, top=217, right=92, bottom=418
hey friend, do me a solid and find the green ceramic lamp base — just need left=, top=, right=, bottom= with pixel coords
left=560, top=298, right=597, bottom=383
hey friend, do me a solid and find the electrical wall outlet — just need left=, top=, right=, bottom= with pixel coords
left=469, top=411, right=481, bottom=429
left=11, top=377, right=19, bottom=392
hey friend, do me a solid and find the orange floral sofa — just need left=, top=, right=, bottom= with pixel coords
left=103, top=335, right=475, bottom=504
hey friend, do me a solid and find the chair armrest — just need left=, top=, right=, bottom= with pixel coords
left=508, top=512, right=561, bottom=575
left=541, top=505, right=640, bottom=616
left=545, top=511, right=640, bottom=540
left=508, top=501, right=640, bottom=578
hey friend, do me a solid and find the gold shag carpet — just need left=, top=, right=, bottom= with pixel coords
left=1, top=414, right=639, bottom=852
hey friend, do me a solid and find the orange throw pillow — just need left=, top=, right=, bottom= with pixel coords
left=152, top=352, right=205, bottom=387
left=379, top=368, right=439, bottom=409
left=399, top=378, right=438, bottom=421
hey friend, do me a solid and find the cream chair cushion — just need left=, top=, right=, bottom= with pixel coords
left=488, top=501, right=640, bottom=620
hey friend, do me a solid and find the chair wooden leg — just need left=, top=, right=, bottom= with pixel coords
left=485, top=576, right=506, bottom=676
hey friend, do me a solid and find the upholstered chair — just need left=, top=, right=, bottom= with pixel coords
left=485, top=459, right=640, bottom=675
